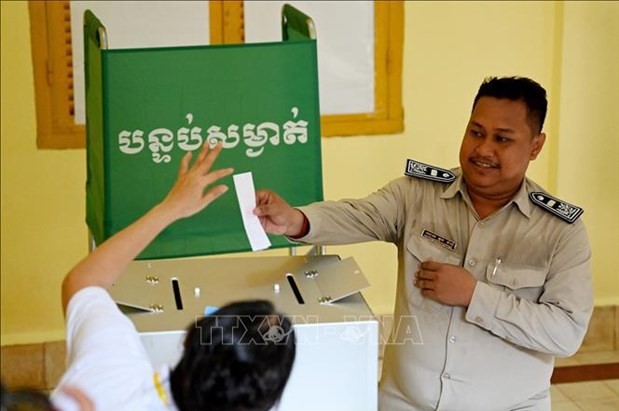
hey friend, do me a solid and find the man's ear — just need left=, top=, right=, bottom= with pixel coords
left=530, top=132, right=546, bottom=160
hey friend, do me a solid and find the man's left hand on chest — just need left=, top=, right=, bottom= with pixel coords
left=414, top=261, right=477, bottom=307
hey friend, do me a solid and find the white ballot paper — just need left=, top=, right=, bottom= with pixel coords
left=233, top=172, right=272, bottom=251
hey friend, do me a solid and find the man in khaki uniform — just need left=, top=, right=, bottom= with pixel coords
left=254, top=77, right=593, bottom=410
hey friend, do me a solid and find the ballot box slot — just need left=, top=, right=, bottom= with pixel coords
left=286, top=273, right=305, bottom=304
left=171, top=277, right=183, bottom=310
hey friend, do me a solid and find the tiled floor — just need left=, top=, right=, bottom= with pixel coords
left=551, top=379, right=619, bottom=411
left=552, top=348, right=619, bottom=410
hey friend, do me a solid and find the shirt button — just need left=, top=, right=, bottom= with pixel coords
left=468, top=259, right=476, bottom=267
left=449, top=336, right=457, bottom=343
left=475, top=316, right=484, bottom=324
left=443, top=373, right=451, bottom=379
left=479, top=222, right=484, bottom=228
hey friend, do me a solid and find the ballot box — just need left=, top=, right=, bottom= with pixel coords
left=110, top=255, right=378, bottom=411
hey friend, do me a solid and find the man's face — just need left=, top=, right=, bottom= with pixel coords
left=459, top=97, right=545, bottom=199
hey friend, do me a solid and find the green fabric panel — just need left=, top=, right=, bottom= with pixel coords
left=90, top=40, right=322, bottom=259
left=84, top=11, right=106, bottom=247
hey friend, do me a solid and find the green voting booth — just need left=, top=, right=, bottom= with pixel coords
left=85, top=7, right=323, bottom=259
left=85, top=7, right=378, bottom=410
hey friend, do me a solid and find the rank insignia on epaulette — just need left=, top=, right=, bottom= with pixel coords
left=404, top=159, right=456, bottom=183
left=529, top=192, right=584, bottom=224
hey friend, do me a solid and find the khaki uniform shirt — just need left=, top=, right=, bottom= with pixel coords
left=298, top=169, right=592, bottom=411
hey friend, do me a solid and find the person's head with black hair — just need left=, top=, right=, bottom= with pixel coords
left=460, top=76, right=548, bottom=210
left=170, top=300, right=296, bottom=411
left=472, top=76, right=548, bottom=135
left=2, top=382, right=94, bottom=411
left=1, top=382, right=53, bottom=411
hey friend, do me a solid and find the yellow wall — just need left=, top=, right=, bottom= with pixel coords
left=1, top=1, right=618, bottom=345
left=556, top=1, right=619, bottom=305
left=1, top=1, right=89, bottom=344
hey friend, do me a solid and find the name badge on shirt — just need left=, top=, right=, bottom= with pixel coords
left=421, top=229, right=457, bottom=252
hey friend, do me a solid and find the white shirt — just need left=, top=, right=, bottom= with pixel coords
left=51, top=287, right=177, bottom=411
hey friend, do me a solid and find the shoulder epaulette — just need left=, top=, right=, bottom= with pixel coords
left=404, top=159, right=455, bottom=183
left=529, top=192, right=583, bottom=224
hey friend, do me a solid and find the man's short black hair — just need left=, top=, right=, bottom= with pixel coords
left=170, top=300, right=296, bottom=411
left=473, top=76, right=548, bottom=135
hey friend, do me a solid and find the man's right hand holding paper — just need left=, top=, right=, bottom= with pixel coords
left=254, top=191, right=307, bottom=237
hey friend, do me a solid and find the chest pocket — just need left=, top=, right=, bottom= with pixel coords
left=406, top=233, right=463, bottom=266
left=485, top=263, right=548, bottom=302
left=405, top=233, right=463, bottom=312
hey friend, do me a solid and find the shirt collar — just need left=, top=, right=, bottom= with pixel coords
left=511, top=179, right=532, bottom=218
left=440, top=169, right=532, bottom=219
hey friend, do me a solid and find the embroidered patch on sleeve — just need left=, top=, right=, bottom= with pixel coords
left=404, top=159, right=455, bottom=183
left=529, top=192, right=584, bottom=224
